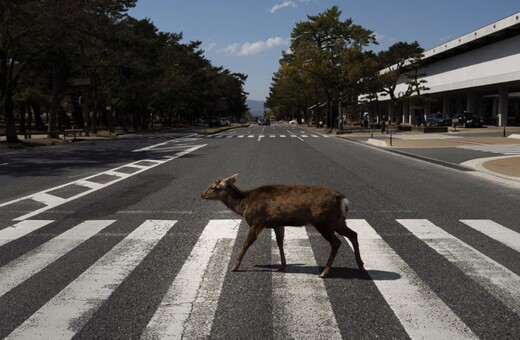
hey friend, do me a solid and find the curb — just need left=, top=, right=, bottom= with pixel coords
left=366, top=138, right=389, bottom=147
left=461, top=155, right=520, bottom=183
left=344, top=137, right=474, bottom=172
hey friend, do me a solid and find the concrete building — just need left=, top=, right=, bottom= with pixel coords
left=379, top=12, right=520, bottom=127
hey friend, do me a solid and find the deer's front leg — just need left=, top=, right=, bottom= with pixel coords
left=273, top=226, right=286, bottom=271
left=232, top=226, right=263, bottom=271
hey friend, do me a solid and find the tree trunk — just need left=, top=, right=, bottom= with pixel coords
left=32, top=103, right=44, bottom=129
left=19, top=105, right=26, bottom=133
left=82, top=92, right=91, bottom=136
left=2, top=58, right=19, bottom=143
left=26, top=105, right=33, bottom=131
left=3, top=88, right=18, bottom=142
left=48, top=57, right=66, bottom=139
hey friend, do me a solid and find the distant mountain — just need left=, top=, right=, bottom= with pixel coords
left=246, top=99, right=265, bottom=116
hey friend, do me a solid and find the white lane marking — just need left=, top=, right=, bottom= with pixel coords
left=2, top=144, right=206, bottom=221
left=248, top=135, right=254, bottom=138
left=131, top=135, right=200, bottom=152
left=142, top=219, right=240, bottom=339
left=31, top=193, right=66, bottom=206
left=286, top=130, right=304, bottom=141
left=237, top=135, right=244, bottom=138
left=147, top=146, right=195, bottom=152
left=258, top=135, right=264, bottom=142
left=132, top=140, right=170, bottom=152
left=7, top=220, right=176, bottom=340
left=271, top=227, right=342, bottom=340
left=74, top=180, right=104, bottom=189
left=0, top=220, right=54, bottom=247
left=104, top=170, right=132, bottom=178
left=0, top=220, right=115, bottom=298
left=269, top=135, right=276, bottom=138
left=397, top=219, right=520, bottom=315
left=346, top=220, right=475, bottom=339
left=280, top=135, right=286, bottom=138
left=460, top=219, right=520, bottom=253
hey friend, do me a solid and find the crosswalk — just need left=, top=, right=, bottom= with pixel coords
left=189, top=132, right=327, bottom=140
left=457, top=144, right=520, bottom=155
left=0, top=217, right=518, bottom=338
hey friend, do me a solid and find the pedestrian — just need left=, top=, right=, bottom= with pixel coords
left=381, top=120, right=386, bottom=134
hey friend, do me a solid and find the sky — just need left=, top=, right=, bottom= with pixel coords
left=129, top=1, right=520, bottom=101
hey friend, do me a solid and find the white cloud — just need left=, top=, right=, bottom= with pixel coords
left=218, top=43, right=240, bottom=55
left=374, top=32, right=386, bottom=43
left=219, top=37, right=290, bottom=56
left=270, top=1, right=297, bottom=13
left=204, top=42, right=217, bottom=52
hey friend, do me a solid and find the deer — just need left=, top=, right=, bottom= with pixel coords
left=201, top=173, right=364, bottom=278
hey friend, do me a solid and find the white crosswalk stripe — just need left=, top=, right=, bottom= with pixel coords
left=142, top=219, right=240, bottom=339
left=457, top=144, right=520, bottom=155
left=1, top=218, right=518, bottom=338
left=346, top=220, right=475, bottom=339
left=397, top=219, right=520, bottom=315
left=200, top=133, right=323, bottom=140
left=7, top=220, right=176, bottom=340
left=271, top=227, right=342, bottom=340
left=0, top=220, right=54, bottom=247
left=461, top=219, right=520, bottom=252
left=0, top=220, right=115, bottom=298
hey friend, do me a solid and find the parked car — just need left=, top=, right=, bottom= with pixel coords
left=289, top=119, right=297, bottom=125
left=208, top=117, right=230, bottom=127
left=451, top=112, right=484, bottom=128
left=208, top=118, right=220, bottom=127
left=219, top=118, right=230, bottom=126
left=426, top=113, right=452, bottom=126
left=258, top=118, right=267, bottom=126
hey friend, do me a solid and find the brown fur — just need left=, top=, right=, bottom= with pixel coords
left=201, top=173, right=364, bottom=277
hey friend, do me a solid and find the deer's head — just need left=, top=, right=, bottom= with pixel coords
left=201, top=173, right=239, bottom=200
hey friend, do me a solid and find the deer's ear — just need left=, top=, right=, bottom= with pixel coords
left=219, top=173, right=239, bottom=188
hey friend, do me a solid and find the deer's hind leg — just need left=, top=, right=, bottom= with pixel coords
left=315, top=224, right=341, bottom=278
left=335, top=220, right=364, bottom=271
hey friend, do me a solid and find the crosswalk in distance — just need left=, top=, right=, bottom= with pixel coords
left=0, top=218, right=518, bottom=339
left=457, top=144, right=520, bottom=155
left=202, top=133, right=323, bottom=139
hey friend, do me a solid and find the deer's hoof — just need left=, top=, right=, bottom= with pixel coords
left=319, top=269, right=330, bottom=278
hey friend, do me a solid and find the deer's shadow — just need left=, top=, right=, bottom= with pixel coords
left=250, top=264, right=400, bottom=280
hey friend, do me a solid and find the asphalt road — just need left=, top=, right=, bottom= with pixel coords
left=0, top=123, right=519, bottom=339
